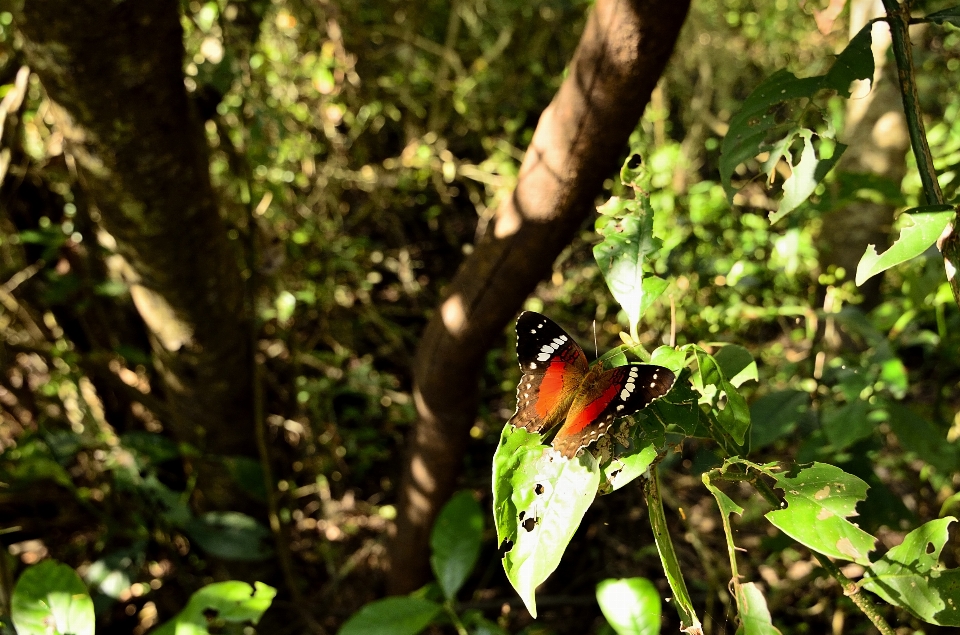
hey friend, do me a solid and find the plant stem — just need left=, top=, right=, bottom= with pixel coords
left=880, top=0, right=942, bottom=205
left=880, top=1, right=960, bottom=307
left=645, top=467, right=703, bottom=634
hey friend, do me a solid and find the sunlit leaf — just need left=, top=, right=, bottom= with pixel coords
left=494, top=428, right=600, bottom=618
left=596, top=578, right=661, bottom=635
left=735, top=583, right=783, bottom=635
left=765, top=463, right=875, bottom=565
left=11, top=560, right=95, bottom=635
left=861, top=517, right=960, bottom=626
left=600, top=443, right=657, bottom=493
left=154, top=581, right=276, bottom=635
left=855, top=207, right=954, bottom=285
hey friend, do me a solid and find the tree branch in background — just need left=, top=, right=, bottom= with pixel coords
left=388, top=0, right=691, bottom=594
left=14, top=0, right=256, bottom=508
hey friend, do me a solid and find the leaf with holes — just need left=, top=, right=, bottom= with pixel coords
left=497, top=443, right=600, bottom=618
left=765, top=463, right=876, bottom=565
left=153, top=581, right=276, bottom=635
left=861, top=517, right=960, bottom=626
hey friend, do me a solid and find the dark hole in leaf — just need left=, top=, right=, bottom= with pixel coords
left=203, top=608, right=219, bottom=620
left=518, top=511, right=525, bottom=521
left=926, top=541, right=936, bottom=555
left=610, top=469, right=622, bottom=479
left=627, top=154, right=642, bottom=169
left=498, top=539, right=514, bottom=557
left=534, top=483, right=544, bottom=495
left=522, top=517, right=538, bottom=532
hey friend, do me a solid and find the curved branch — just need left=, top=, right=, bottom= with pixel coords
left=387, top=0, right=691, bottom=594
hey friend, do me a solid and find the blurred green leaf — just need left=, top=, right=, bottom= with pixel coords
left=713, top=345, right=758, bottom=388
left=822, top=399, right=872, bottom=451
left=430, top=490, right=483, bottom=600
left=185, top=511, right=273, bottom=561
left=154, top=581, right=276, bottom=635
left=596, top=578, right=661, bottom=635
left=337, top=597, right=442, bottom=635
left=735, top=582, right=783, bottom=635
left=749, top=390, right=810, bottom=450
left=11, top=560, right=95, bottom=635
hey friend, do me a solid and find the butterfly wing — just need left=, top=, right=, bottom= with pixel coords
left=552, top=364, right=675, bottom=459
left=509, top=312, right=589, bottom=434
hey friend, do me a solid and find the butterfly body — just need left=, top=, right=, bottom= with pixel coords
left=510, top=311, right=675, bottom=459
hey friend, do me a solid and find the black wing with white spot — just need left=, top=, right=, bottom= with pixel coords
left=509, top=312, right=589, bottom=434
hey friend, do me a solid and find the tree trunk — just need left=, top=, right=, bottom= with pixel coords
left=387, top=0, right=691, bottom=594
left=14, top=0, right=256, bottom=506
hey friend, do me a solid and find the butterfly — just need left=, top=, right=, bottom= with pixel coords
left=509, top=311, right=676, bottom=459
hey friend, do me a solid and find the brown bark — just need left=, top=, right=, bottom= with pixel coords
left=387, top=0, right=691, bottom=594
left=14, top=2, right=255, bottom=502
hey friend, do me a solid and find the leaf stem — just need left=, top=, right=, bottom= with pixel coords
left=645, top=467, right=703, bottom=634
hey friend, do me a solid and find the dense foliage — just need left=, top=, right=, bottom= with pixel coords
left=1, top=0, right=960, bottom=633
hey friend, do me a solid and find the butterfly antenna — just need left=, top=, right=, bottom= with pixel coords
left=593, top=319, right=599, bottom=358
left=670, top=294, right=677, bottom=348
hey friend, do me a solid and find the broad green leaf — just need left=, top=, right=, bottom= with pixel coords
left=650, top=346, right=686, bottom=374
left=885, top=403, right=960, bottom=474
left=492, top=424, right=548, bottom=545
left=430, top=490, right=484, bottom=600
left=861, top=518, right=960, bottom=626
left=498, top=443, right=600, bottom=617
left=721, top=24, right=872, bottom=205
left=596, top=578, right=661, bottom=635
left=11, top=560, right=95, bottom=635
left=337, top=597, right=442, bottom=635
left=765, top=463, right=876, bottom=565
left=601, top=443, right=657, bottom=493
left=735, top=583, right=783, bottom=635
left=749, top=390, right=809, bottom=449
left=822, top=24, right=875, bottom=97
left=154, top=581, right=276, bottom=635
left=694, top=349, right=750, bottom=445
left=594, top=196, right=662, bottom=336
left=769, top=132, right=844, bottom=224
left=713, top=345, right=758, bottom=388
left=638, top=277, right=669, bottom=318
left=925, top=6, right=960, bottom=25
left=184, top=511, right=273, bottom=561
left=855, top=207, right=954, bottom=285
left=822, top=400, right=872, bottom=450
left=720, top=70, right=820, bottom=200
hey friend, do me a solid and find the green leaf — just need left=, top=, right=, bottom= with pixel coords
left=855, top=207, right=955, bottom=285
left=596, top=578, right=661, bottom=635
left=720, top=24, right=872, bottom=206
left=639, top=277, right=669, bottom=318
left=650, top=346, right=686, bottom=374
left=765, top=463, right=876, bottom=565
left=925, top=6, right=960, bottom=26
left=495, top=428, right=601, bottom=618
left=153, top=581, right=277, bottom=635
left=601, top=443, right=657, bottom=494
left=769, top=131, right=844, bottom=224
left=749, top=390, right=809, bottom=450
left=885, top=403, right=960, bottom=474
left=735, top=583, right=783, bottom=635
left=861, top=518, right=960, bottom=626
left=337, top=598, right=442, bottom=635
left=184, top=511, right=273, bottom=561
left=11, top=560, right=95, bottom=635
left=822, top=24, right=875, bottom=97
left=430, top=491, right=484, bottom=600
left=694, top=349, right=750, bottom=445
left=822, top=399, right=873, bottom=450
left=594, top=196, right=662, bottom=336
left=713, top=345, right=758, bottom=388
